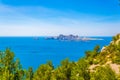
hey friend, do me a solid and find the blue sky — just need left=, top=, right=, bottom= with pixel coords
left=0, top=0, right=120, bottom=36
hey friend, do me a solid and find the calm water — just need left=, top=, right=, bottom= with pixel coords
left=0, top=37, right=112, bottom=70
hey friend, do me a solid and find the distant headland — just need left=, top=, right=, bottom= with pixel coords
left=45, top=34, right=104, bottom=41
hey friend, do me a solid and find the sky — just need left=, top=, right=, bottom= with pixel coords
left=0, top=0, right=120, bottom=36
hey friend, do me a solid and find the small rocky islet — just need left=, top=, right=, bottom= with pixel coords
left=45, top=34, right=103, bottom=41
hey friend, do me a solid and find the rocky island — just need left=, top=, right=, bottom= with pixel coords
left=45, top=34, right=103, bottom=41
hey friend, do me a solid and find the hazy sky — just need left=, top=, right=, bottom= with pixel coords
left=0, top=0, right=120, bottom=36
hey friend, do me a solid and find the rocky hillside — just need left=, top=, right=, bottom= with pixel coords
left=89, top=33, right=120, bottom=75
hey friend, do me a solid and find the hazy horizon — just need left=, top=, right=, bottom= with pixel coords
left=0, top=0, right=120, bottom=36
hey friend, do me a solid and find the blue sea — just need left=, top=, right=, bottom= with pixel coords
left=0, top=37, right=112, bottom=70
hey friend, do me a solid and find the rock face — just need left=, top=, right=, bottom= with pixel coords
left=56, top=34, right=80, bottom=41
left=45, top=34, right=103, bottom=41
left=46, top=34, right=80, bottom=41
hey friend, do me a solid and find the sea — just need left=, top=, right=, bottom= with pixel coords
left=0, top=37, right=112, bottom=70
